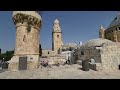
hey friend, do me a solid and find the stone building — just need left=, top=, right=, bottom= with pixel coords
left=8, top=11, right=42, bottom=71
left=99, top=12, right=120, bottom=42
left=42, top=49, right=55, bottom=57
left=52, top=18, right=63, bottom=54
left=75, top=38, right=120, bottom=71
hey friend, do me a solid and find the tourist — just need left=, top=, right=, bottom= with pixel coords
left=67, top=56, right=72, bottom=65
left=90, top=58, right=95, bottom=64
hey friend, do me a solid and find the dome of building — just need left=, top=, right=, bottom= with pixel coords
left=62, top=43, right=77, bottom=51
left=63, top=43, right=77, bottom=48
left=54, top=18, right=59, bottom=23
left=80, top=38, right=113, bottom=49
left=107, top=12, right=120, bottom=29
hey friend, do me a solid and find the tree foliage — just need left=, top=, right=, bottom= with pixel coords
left=0, top=50, right=14, bottom=61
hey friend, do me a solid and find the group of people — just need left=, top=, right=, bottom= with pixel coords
left=0, top=60, right=9, bottom=69
left=40, top=60, right=51, bottom=69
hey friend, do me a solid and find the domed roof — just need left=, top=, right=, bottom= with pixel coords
left=63, top=43, right=77, bottom=48
left=54, top=18, right=59, bottom=23
left=107, top=12, right=120, bottom=29
left=80, top=38, right=113, bottom=49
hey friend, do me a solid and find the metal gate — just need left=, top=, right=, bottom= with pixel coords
left=19, top=57, right=27, bottom=70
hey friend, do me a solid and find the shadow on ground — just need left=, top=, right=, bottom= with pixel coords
left=77, top=67, right=83, bottom=70
left=0, top=69, right=8, bottom=73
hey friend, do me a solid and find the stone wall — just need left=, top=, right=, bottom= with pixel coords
left=52, top=32, right=62, bottom=54
left=75, top=47, right=101, bottom=63
left=49, top=55, right=66, bottom=65
left=76, top=42, right=120, bottom=71
left=8, top=55, right=39, bottom=71
left=105, top=26, right=120, bottom=42
left=42, top=50, right=55, bottom=57
left=15, top=24, right=40, bottom=55
left=100, top=42, right=120, bottom=71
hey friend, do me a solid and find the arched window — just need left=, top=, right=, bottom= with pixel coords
left=57, top=35, right=59, bottom=38
left=23, top=35, right=26, bottom=42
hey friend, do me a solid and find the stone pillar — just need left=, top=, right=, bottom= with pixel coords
left=99, top=26, right=105, bottom=39
left=8, top=11, right=42, bottom=71
left=113, top=30, right=118, bottom=42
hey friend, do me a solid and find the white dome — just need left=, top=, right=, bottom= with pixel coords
left=80, top=38, right=113, bottom=49
left=63, top=43, right=77, bottom=48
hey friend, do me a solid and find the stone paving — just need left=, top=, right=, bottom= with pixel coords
left=0, top=64, right=120, bottom=79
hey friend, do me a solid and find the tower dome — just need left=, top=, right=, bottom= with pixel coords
left=54, top=18, right=59, bottom=24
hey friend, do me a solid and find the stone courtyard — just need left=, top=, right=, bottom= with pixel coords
left=1, top=64, right=120, bottom=79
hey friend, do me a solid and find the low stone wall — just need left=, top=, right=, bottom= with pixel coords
left=100, top=43, right=120, bottom=71
left=8, top=55, right=39, bottom=71
left=49, top=56, right=66, bottom=65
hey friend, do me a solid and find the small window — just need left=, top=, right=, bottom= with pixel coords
left=116, top=28, right=118, bottom=31
left=23, top=35, right=26, bottom=42
left=81, top=51, right=84, bottom=55
left=57, top=35, right=59, bottom=38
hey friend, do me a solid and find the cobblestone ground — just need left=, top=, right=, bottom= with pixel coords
left=0, top=64, right=120, bottom=79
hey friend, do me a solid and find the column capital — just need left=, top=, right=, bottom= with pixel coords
left=12, top=11, right=42, bottom=29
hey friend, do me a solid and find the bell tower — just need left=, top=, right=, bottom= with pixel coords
left=52, top=18, right=62, bottom=54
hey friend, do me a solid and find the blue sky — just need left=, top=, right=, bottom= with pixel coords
left=0, top=11, right=117, bottom=53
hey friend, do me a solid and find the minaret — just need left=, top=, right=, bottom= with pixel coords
left=99, top=25, right=105, bottom=39
left=8, top=11, right=42, bottom=71
left=52, top=18, right=62, bottom=54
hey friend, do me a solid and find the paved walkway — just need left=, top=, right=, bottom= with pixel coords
left=0, top=64, right=120, bottom=79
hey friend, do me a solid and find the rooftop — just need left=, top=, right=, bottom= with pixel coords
left=80, top=38, right=113, bottom=49
left=107, top=12, right=120, bottom=29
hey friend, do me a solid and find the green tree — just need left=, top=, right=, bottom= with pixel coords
left=0, top=50, right=14, bottom=61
